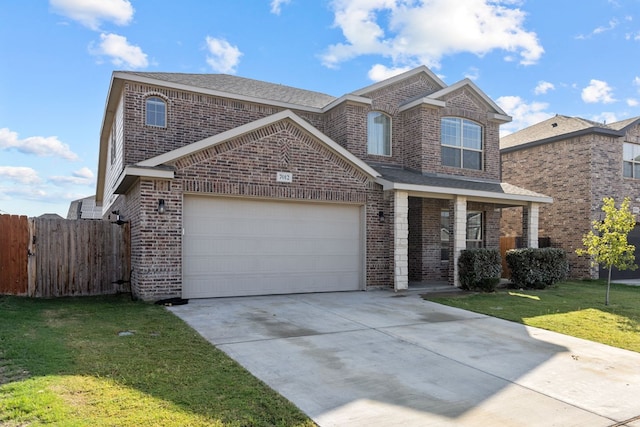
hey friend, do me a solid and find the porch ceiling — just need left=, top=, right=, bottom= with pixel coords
left=372, top=165, right=552, bottom=206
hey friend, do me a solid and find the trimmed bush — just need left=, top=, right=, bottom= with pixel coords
left=506, top=248, right=569, bottom=289
left=458, top=248, right=502, bottom=292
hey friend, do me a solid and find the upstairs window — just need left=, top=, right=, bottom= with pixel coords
left=623, top=142, right=640, bottom=178
left=441, top=117, right=483, bottom=170
left=367, top=111, right=391, bottom=156
left=145, top=96, right=166, bottom=127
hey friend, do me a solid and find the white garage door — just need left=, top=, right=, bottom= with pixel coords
left=182, top=196, right=363, bottom=298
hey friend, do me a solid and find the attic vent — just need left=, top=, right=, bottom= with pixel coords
left=551, top=123, right=558, bottom=128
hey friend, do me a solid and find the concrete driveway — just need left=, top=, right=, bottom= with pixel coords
left=169, top=290, right=640, bottom=427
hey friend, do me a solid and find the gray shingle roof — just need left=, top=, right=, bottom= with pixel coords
left=501, top=114, right=640, bottom=151
left=123, top=72, right=337, bottom=109
left=500, top=115, right=613, bottom=149
left=608, top=116, right=640, bottom=131
left=373, top=165, right=549, bottom=199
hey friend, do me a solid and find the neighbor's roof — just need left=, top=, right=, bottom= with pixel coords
left=501, top=114, right=640, bottom=151
left=122, top=72, right=337, bottom=109
left=373, top=164, right=552, bottom=205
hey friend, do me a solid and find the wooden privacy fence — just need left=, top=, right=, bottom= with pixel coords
left=499, top=236, right=552, bottom=279
left=0, top=215, right=130, bottom=297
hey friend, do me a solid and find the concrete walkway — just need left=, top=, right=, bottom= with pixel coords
left=169, top=291, right=640, bottom=427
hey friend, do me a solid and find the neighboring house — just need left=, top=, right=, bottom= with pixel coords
left=501, top=114, right=640, bottom=280
left=95, top=66, right=551, bottom=300
left=67, top=196, right=102, bottom=219
left=38, top=213, right=64, bottom=220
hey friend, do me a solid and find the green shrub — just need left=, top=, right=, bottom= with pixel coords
left=458, top=248, right=502, bottom=292
left=506, top=248, right=569, bottom=289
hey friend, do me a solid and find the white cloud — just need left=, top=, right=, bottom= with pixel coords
left=593, top=19, right=618, bottom=34
left=634, top=76, right=640, bottom=89
left=0, top=166, right=42, bottom=185
left=270, top=0, right=291, bottom=15
left=90, top=33, right=148, bottom=69
left=592, top=112, right=618, bottom=124
left=50, top=0, right=134, bottom=30
left=464, top=67, right=480, bottom=81
left=534, top=81, right=555, bottom=95
left=367, top=64, right=412, bottom=81
left=627, top=98, right=639, bottom=107
left=49, top=167, right=95, bottom=186
left=205, top=36, right=242, bottom=73
left=321, top=0, right=543, bottom=71
left=0, top=128, right=79, bottom=161
left=496, top=95, right=553, bottom=136
left=581, top=79, right=615, bottom=104
left=626, top=31, right=640, bottom=41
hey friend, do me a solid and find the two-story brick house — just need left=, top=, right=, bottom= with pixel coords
left=95, top=66, right=551, bottom=300
left=501, top=114, right=640, bottom=280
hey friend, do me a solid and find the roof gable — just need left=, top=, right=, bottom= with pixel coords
left=351, top=66, right=446, bottom=97
left=138, top=110, right=380, bottom=178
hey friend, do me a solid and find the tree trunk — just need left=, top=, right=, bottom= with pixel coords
left=606, top=265, right=611, bottom=306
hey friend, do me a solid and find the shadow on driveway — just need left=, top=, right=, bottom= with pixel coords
left=169, top=290, right=640, bottom=426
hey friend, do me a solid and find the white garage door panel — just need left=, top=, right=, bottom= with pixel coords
left=183, top=196, right=363, bottom=298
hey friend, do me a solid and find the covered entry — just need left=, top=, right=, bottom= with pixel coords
left=182, top=195, right=364, bottom=298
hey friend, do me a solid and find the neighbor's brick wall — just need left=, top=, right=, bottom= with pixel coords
left=501, top=134, right=596, bottom=278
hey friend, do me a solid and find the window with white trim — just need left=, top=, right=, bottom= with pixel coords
left=145, top=96, right=166, bottom=127
left=623, top=142, right=640, bottom=178
left=466, top=211, right=483, bottom=248
left=367, top=111, right=391, bottom=156
left=441, top=117, right=483, bottom=170
left=440, top=209, right=484, bottom=261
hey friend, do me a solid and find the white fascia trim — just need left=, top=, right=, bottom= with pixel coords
left=138, top=109, right=381, bottom=178
left=113, top=72, right=324, bottom=113
left=376, top=178, right=553, bottom=204
left=488, top=112, right=512, bottom=123
left=114, top=166, right=174, bottom=189
left=429, top=79, right=509, bottom=117
left=351, top=66, right=447, bottom=96
left=399, top=97, right=446, bottom=112
left=321, top=94, right=372, bottom=112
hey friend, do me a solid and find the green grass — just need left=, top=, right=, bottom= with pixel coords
left=424, top=280, right=640, bottom=353
left=0, top=295, right=314, bottom=427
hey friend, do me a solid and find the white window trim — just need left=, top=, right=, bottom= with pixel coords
left=367, top=111, right=392, bottom=157
left=145, top=95, right=167, bottom=128
left=441, top=117, right=483, bottom=170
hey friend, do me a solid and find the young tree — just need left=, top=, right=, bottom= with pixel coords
left=576, top=197, right=637, bottom=305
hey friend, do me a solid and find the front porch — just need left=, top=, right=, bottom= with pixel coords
left=375, top=167, right=553, bottom=292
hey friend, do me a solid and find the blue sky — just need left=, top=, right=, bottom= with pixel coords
left=1, top=0, right=640, bottom=217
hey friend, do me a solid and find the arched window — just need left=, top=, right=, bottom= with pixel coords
left=441, top=117, right=483, bottom=170
left=367, top=111, right=391, bottom=156
left=145, top=96, right=166, bottom=127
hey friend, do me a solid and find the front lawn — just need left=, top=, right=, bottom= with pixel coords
left=0, top=295, right=314, bottom=426
left=423, top=280, right=640, bottom=353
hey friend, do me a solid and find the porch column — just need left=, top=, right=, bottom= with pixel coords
left=394, top=190, right=409, bottom=291
left=452, top=196, right=467, bottom=287
left=525, top=202, right=540, bottom=248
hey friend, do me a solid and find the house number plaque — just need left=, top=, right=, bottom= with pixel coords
left=276, top=172, right=293, bottom=183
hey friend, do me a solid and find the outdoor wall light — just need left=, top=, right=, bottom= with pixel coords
left=378, top=210, right=385, bottom=222
left=157, top=199, right=166, bottom=214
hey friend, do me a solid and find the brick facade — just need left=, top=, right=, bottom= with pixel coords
left=501, top=121, right=640, bottom=279
left=97, top=68, right=539, bottom=299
